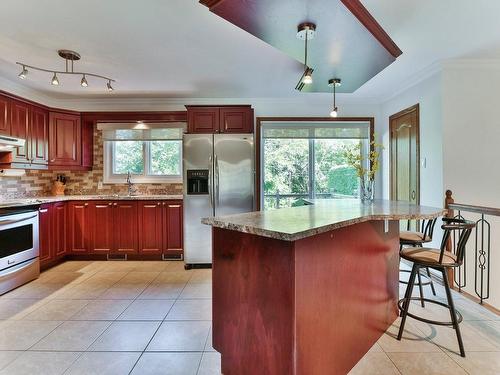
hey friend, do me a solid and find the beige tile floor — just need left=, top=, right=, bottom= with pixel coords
left=0, top=260, right=497, bottom=375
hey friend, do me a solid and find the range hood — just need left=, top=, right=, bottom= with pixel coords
left=0, top=135, right=25, bottom=151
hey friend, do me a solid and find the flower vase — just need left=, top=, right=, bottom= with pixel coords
left=360, top=178, right=375, bottom=203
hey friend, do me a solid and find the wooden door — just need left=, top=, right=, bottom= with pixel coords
left=113, top=201, right=138, bottom=253
left=38, top=204, right=52, bottom=264
left=187, top=107, right=219, bottom=133
left=68, top=201, right=91, bottom=253
left=10, top=100, right=30, bottom=163
left=90, top=202, right=114, bottom=253
left=163, top=201, right=183, bottom=255
left=49, top=112, right=81, bottom=166
left=220, top=107, right=253, bottom=133
left=0, top=96, right=9, bottom=135
left=30, top=106, right=49, bottom=165
left=52, top=202, right=67, bottom=257
left=390, top=104, right=419, bottom=206
left=138, top=201, right=163, bottom=254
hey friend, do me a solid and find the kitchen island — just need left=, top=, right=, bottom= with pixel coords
left=202, top=200, right=445, bottom=375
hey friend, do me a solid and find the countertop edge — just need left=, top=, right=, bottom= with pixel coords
left=0, top=195, right=184, bottom=208
left=202, top=210, right=447, bottom=242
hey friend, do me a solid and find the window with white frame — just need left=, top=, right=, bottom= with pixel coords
left=100, top=123, right=184, bottom=183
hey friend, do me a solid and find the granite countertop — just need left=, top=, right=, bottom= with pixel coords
left=202, top=199, right=446, bottom=241
left=0, top=194, right=183, bottom=208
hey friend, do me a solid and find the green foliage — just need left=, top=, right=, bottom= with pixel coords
left=328, top=167, right=358, bottom=195
left=114, top=141, right=144, bottom=174
left=150, top=141, right=181, bottom=175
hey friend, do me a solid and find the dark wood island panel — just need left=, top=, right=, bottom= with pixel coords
left=212, top=219, right=400, bottom=375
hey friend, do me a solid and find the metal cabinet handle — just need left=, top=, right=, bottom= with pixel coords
left=39, top=208, right=48, bottom=213
left=108, top=203, right=112, bottom=206
left=215, top=154, right=220, bottom=206
left=113, top=203, right=117, bottom=206
left=208, top=155, right=214, bottom=209
left=84, top=203, right=88, bottom=207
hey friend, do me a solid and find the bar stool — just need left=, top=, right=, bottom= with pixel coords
left=399, top=217, right=438, bottom=307
left=397, top=218, right=475, bottom=357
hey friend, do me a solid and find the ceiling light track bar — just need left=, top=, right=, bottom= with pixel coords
left=15, top=62, right=115, bottom=82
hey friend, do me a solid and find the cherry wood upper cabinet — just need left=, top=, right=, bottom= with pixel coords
left=164, top=201, right=183, bottom=255
left=30, top=106, right=49, bottom=165
left=186, top=105, right=253, bottom=133
left=10, top=100, right=30, bottom=164
left=68, top=201, right=91, bottom=253
left=38, top=204, right=52, bottom=265
left=49, top=112, right=81, bottom=167
left=220, top=107, right=254, bottom=133
left=0, top=96, right=10, bottom=135
left=187, top=106, right=220, bottom=133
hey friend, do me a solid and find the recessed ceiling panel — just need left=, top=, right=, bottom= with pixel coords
left=200, top=0, right=402, bottom=93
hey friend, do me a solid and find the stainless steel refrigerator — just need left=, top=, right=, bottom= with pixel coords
left=183, top=134, right=254, bottom=268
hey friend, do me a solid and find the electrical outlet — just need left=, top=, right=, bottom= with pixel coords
left=97, top=180, right=103, bottom=190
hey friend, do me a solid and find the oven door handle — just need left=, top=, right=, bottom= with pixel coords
left=0, top=214, right=37, bottom=226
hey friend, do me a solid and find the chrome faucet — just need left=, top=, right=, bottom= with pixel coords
left=126, top=171, right=136, bottom=196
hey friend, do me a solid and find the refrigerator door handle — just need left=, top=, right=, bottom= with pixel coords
left=208, top=155, right=214, bottom=209
left=215, top=154, right=220, bottom=206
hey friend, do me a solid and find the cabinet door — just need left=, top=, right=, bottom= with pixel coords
left=38, top=204, right=52, bottom=264
left=138, top=201, right=163, bottom=254
left=220, top=107, right=253, bottom=133
left=30, top=106, right=49, bottom=165
left=52, top=202, right=67, bottom=257
left=49, top=112, right=81, bottom=166
left=0, top=96, right=9, bottom=135
left=163, top=201, right=183, bottom=255
left=10, top=100, right=30, bottom=163
left=68, top=201, right=91, bottom=253
left=113, top=202, right=138, bottom=253
left=187, top=107, right=219, bottom=133
left=90, top=202, right=114, bottom=253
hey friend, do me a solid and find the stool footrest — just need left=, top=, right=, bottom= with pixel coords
left=399, top=269, right=433, bottom=286
left=398, top=297, right=463, bottom=326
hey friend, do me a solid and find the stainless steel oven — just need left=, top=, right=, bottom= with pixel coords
left=0, top=208, right=40, bottom=295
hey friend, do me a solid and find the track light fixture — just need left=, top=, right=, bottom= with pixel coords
left=51, top=72, right=59, bottom=86
left=328, top=78, right=341, bottom=117
left=80, top=74, right=88, bottom=87
left=18, top=65, right=28, bottom=79
left=295, top=23, right=316, bottom=91
left=17, top=49, right=115, bottom=91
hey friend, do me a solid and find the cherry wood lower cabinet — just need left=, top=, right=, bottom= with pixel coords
left=138, top=201, right=184, bottom=258
left=38, top=204, right=53, bottom=265
left=67, top=201, right=91, bottom=253
left=39, top=202, right=68, bottom=269
left=40, top=199, right=183, bottom=266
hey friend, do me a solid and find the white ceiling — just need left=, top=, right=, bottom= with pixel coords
left=0, top=0, right=499, bottom=102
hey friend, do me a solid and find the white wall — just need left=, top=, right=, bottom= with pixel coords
left=442, top=62, right=500, bottom=308
left=380, top=73, right=444, bottom=207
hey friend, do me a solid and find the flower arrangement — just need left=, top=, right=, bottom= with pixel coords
left=342, top=135, right=384, bottom=202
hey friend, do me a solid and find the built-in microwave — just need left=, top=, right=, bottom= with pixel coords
left=0, top=208, right=40, bottom=295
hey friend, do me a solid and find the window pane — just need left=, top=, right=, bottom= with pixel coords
left=263, top=139, right=309, bottom=209
left=314, top=139, right=361, bottom=199
left=150, top=140, right=182, bottom=175
left=113, top=141, right=144, bottom=174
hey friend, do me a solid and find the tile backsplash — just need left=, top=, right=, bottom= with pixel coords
left=0, top=125, right=183, bottom=199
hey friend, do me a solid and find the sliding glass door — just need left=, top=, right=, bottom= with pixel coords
left=261, top=120, right=371, bottom=210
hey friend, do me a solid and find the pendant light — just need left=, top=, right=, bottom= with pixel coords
left=16, top=49, right=115, bottom=91
left=295, top=23, right=316, bottom=90
left=328, top=78, right=341, bottom=117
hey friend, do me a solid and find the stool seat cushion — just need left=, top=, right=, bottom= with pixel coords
left=400, top=231, right=431, bottom=243
left=401, top=247, right=458, bottom=266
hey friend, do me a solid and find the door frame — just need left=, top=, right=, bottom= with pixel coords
left=389, top=104, right=420, bottom=203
